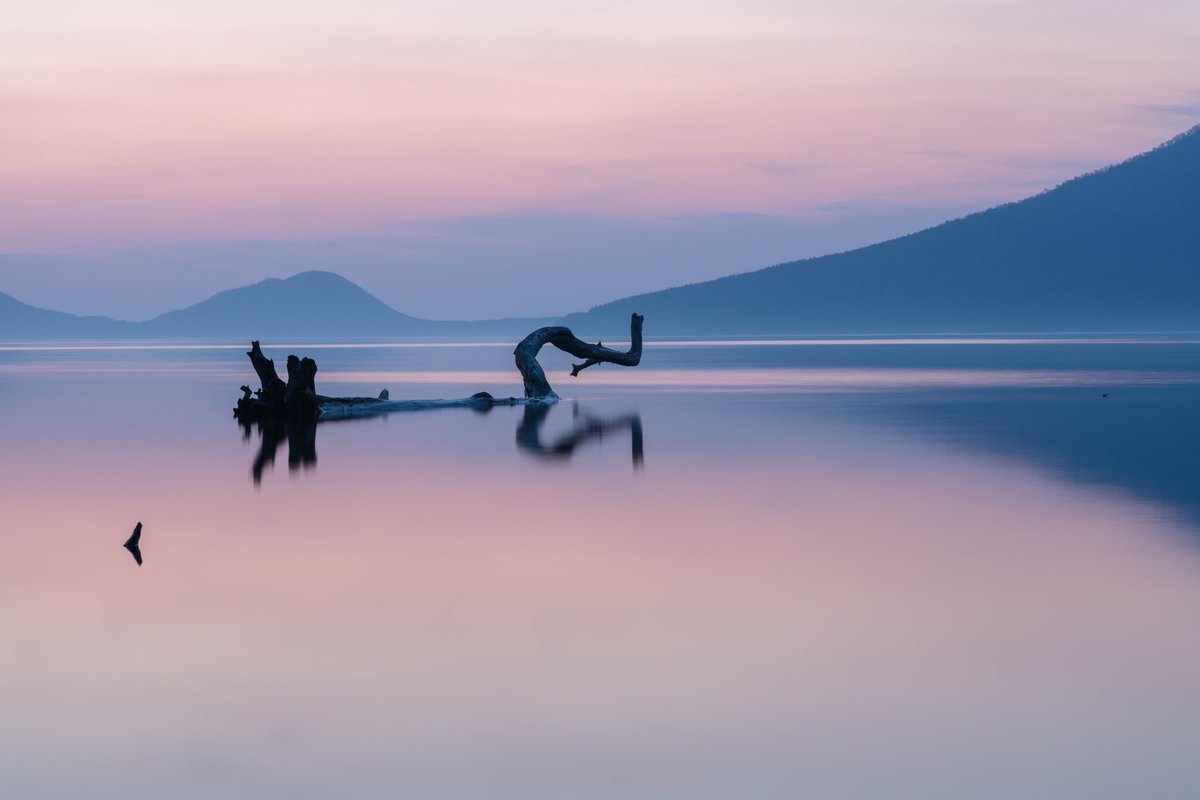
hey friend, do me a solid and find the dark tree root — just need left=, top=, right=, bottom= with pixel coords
left=233, top=314, right=644, bottom=422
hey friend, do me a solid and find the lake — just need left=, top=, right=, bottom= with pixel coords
left=2, top=336, right=1199, bottom=799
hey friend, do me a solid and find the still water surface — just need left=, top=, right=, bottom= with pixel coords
left=2, top=338, right=1199, bottom=799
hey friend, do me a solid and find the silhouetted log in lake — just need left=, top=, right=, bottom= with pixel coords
left=284, top=355, right=319, bottom=419
left=123, top=522, right=143, bottom=566
left=246, top=340, right=285, bottom=405
left=234, top=314, right=644, bottom=421
left=515, top=313, right=644, bottom=399
left=238, top=341, right=320, bottom=420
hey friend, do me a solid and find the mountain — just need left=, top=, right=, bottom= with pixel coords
left=140, top=271, right=556, bottom=337
left=0, top=290, right=130, bottom=339
left=1, top=272, right=554, bottom=340
left=563, top=126, right=1200, bottom=335
left=7, top=127, right=1200, bottom=339
left=140, top=271, right=428, bottom=338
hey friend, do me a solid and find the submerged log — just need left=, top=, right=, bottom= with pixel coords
left=233, top=314, right=644, bottom=421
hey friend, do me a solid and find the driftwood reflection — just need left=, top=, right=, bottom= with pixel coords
left=239, top=415, right=317, bottom=485
left=239, top=402, right=644, bottom=483
left=516, top=403, right=644, bottom=468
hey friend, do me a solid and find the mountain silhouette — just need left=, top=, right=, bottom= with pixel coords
left=563, top=126, right=1200, bottom=335
left=141, top=271, right=427, bottom=338
left=1, top=271, right=553, bottom=339
left=0, top=290, right=130, bottom=339
left=5, top=126, right=1200, bottom=339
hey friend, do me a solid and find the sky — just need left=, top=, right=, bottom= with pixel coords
left=3, top=0, right=1199, bottom=320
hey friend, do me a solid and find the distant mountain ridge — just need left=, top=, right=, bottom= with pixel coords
left=0, top=271, right=555, bottom=339
left=4, top=126, right=1200, bottom=339
left=561, top=125, right=1200, bottom=334
left=0, top=290, right=130, bottom=339
left=141, top=271, right=427, bottom=337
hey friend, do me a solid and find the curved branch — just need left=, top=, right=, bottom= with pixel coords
left=513, top=313, right=644, bottom=399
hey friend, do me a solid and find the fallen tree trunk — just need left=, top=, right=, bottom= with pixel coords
left=233, top=313, right=644, bottom=422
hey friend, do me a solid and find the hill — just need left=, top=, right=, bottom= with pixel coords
left=562, top=126, right=1200, bottom=335
left=0, top=291, right=130, bottom=339
left=140, top=271, right=428, bottom=338
left=1, top=272, right=554, bottom=340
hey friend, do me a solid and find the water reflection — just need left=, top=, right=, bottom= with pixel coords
left=239, top=402, right=646, bottom=483
left=239, top=415, right=318, bottom=485
left=8, top=341, right=1200, bottom=799
left=516, top=402, right=644, bottom=468
left=869, top=385, right=1200, bottom=532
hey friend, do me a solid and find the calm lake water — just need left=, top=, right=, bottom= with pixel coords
left=2, top=337, right=1200, bottom=799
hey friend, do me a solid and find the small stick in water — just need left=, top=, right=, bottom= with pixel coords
left=123, top=522, right=143, bottom=566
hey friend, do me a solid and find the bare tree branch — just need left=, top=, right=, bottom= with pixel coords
left=514, top=313, right=644, bottom=399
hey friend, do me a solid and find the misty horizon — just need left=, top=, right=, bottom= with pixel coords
left=5, top=123, right=1198, bottom=340
left=2, top=204, right=985, bottom=322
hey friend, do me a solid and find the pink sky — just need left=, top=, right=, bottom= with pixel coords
left=2, top=0, right=1199, bottom=316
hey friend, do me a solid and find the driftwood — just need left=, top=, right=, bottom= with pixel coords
left=233, top=313, right=645, bottom=422
left=514, top=313, right=644, bottom=399
left=238, top=341, right=319, bottom=420
left=123, top=522, right=143, bottom=566
left=234, top=341, right=509, bottom=421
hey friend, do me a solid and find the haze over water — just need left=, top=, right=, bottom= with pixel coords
left=2, top=337, right=1199, bottom=799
